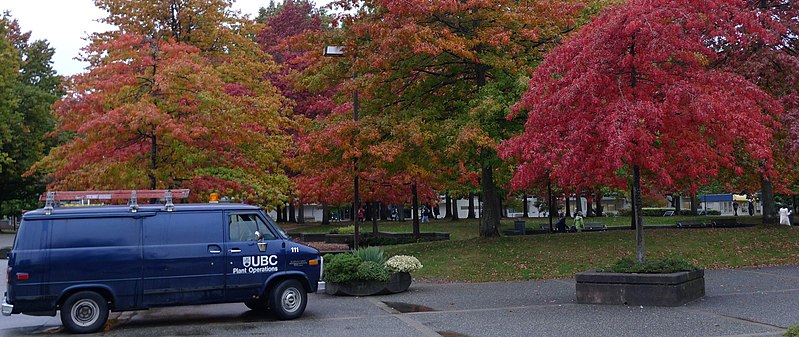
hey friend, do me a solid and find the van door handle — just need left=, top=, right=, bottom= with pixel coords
left=208, top=245, right=221, bottom=254
left=229, top=248, right=241, bottom=253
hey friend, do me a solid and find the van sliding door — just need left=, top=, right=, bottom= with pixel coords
left=142, top=211, right=225, bottom=306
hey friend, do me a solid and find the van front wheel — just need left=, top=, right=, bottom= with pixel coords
left=61, top=291, right=109, bottom=334
left=270, top=279, right=307, bottom=320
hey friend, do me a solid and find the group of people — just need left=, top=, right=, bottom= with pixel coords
left=555, top=210, right=585, bottom=232
left=731, top=200, right=756, bottom=216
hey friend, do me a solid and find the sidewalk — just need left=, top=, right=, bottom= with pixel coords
left=363, top=266, right=798, bottom=337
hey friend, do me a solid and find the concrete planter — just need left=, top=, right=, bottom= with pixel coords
left=325, top=272, right=412, bottom=296
left=575, top=269, right=704, bottom=306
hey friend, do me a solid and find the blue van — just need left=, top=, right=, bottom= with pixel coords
left=2, top=192, right=323, bottom=334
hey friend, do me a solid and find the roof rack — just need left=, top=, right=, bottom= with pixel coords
left=40, top=189, right=191, bottom=214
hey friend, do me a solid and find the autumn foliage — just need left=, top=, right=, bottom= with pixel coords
left=501, top=0, right=782, bottom=196
left=36, top=0, right=292, bottom=206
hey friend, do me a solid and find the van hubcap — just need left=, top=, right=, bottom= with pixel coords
left=72, top=299, right=99, bottom=326
left=282, top=288, right=300, bottom=312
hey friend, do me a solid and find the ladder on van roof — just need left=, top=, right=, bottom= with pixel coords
left=40, top=189, right=191, bottom=215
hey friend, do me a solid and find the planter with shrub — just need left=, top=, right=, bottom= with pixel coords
left=576, top=257, right=704, bottom=306
left=323, top=247, right=422, bottom=296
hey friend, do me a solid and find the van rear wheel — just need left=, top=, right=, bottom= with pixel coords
left=270, top=279, right=307, bottom=320
left=60, top=291, right=109, bottom=334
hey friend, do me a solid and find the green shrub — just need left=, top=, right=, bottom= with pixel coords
left=353, top=246, right=385, bottom=264
left=329, top=225, right=355, bottom=234
left=785, top=324, right=799, bottom=337
left=598, top=257, right=699, bottom=273
left=356, top=261, right=389, bottom=282
left=343, top=233, right=447, bottom=247
left=323, top=253, right=362, bottom=283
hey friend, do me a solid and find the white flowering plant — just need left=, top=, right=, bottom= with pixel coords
left=384, top=255, right=423, bottom=273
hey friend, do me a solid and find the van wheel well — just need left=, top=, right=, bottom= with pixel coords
left=58, top=288, right=114, bottom=310
left=264, top=275, right=310, bottom=298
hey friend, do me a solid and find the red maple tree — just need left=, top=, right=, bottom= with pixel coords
left=501, top=0, right=782, bottom=262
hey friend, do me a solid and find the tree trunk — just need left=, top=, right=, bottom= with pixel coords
left=586, top=192, right=594, bottom=217
left=761, top=176, right=777, bottom=225
left=451, top=197, right=459, bottom=221
left=298, top=203, right=305, bottom=224
left=412, top=183, right=420, bottom=239
left=576, top=191, right=582, bottom=215
left=674, top=194, right=681, bottom=215
left=548, top=181, right=554, bottom=231
left=468, top=192, right=476, bottom=219
left=322, top=204, right=330, bottom=225
left=690, top=194, right=698, bottom=215
left=479, top=150, right=501, bottom=237
left=372, top=202, right=379, bottom=234
left=288, top=204, right=296, bottom=223
left=523, top=193, right=529, bottom=218
left=565, top=195, right=571, bottom=217
left=630, top=183, right=636, bottom=230
left=633, top=165, right=645, bottom=263
left=149, top=134, right=157, bottom=189
left=445, top=194, right=453, bottom=218
left=381, top=203, right=389, bottom=221
left=594, top=191, right=603, bottom=217
left=398, top=205, right=406, bottom=222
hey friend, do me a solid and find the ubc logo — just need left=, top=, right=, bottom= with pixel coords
left=243, top=255, right=278, bottom=268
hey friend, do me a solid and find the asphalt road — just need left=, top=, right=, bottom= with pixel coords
left=0, top=231, right=797, bottom=336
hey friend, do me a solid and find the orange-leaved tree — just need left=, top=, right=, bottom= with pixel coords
left=34, top=0, right=293, bottom=207
left=302, top=0, right=609, bottom=237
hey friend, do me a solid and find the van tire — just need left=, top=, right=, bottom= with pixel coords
left=270, top=279, right=306, bottom=320
left=60, top=291, right=109, bottom=334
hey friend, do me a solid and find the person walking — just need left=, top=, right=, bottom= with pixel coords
left=778, top=205, right=791, bottom=226
left=748, top=199, right=755, bottom=216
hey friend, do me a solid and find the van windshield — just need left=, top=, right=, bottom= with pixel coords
left=262, top=213, right=289, bottom=239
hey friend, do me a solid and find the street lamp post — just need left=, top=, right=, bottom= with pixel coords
left=324, top=46, right=360, bottom=249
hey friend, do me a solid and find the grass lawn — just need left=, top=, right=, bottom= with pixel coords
left=282, top=216, right=799, bottom=283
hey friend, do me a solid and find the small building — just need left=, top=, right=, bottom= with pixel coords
left=699, top=194, right=758, bottom=216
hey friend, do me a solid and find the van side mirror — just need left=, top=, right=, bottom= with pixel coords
left=254, top=230, right=264, bottom=241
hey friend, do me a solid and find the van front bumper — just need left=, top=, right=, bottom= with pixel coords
left=2, top=296, right=13, bottom=316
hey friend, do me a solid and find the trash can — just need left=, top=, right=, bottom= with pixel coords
left=514, top=219, right=526, bottom=234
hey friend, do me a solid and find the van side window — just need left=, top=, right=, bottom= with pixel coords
left=229, top=214, right=276, bottom=241
left=52, top=217, right=139, bottom=248
left=144, top=212, right=222, bottom=245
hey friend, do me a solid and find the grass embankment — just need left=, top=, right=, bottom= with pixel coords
left=284, top=216, right=799, bottom=283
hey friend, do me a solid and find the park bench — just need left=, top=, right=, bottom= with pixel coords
left=676, top=221, right=706, bottom=228
left=711, top=218, right=740, bottom=228
left=583, top=222, right=607, bottom=232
